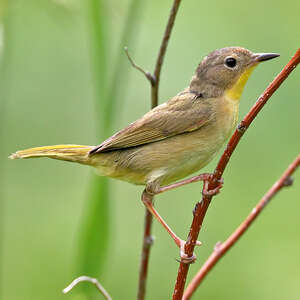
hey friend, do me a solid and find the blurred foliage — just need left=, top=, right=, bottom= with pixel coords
left=75, top=1, right=109, bottom=290
left=75, top=1, right=143, bottom=297
left=1, top=0, right=299, bottom=300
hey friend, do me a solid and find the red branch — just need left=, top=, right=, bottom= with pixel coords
left=172, top=48, right=300, bottom=300
left=183, top=154, right=300, bottom=299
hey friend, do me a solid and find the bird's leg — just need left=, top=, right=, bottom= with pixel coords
left=141, top=173, right=223, bottom=262
left=142, top=188, right=201, bottom=263
left=156, top=173, right=223, bottom=196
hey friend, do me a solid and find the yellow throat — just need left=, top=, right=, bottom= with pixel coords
left=225, top=65, right=256, bottom=101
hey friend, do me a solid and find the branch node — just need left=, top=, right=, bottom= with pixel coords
left=237, top=123, right=247, bottom=133
left=283, top=176, right=293, bottom=186
left=145, top=235, right=155, bottom=245
left=179, top=255, right=197, bottom=265
left=124, top=47, right=156, bottom=85
left=214, top=241, right=222, bottom=252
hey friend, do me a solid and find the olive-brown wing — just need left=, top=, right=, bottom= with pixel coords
left=89, top=94, right=213, bottom=154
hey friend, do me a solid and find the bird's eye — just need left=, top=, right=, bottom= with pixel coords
left=225, top=57, right=237, bottom=68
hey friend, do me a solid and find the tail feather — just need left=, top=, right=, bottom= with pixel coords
left=9, top=144, right=95, bottom=165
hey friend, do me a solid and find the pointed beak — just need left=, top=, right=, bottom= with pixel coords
left=252, top=52, right=280, bottom=63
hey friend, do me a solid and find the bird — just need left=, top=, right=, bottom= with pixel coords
left=10, top=47, right=279, bottom=259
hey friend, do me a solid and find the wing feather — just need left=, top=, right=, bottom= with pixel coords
left=90, top=91, right=213, bottom=154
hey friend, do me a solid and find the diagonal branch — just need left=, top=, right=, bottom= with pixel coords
left=137, top=1, right=182, bottom=300
left=172, top=48, right=300, bottom=300
left=183, top=154, right=300, bottom=299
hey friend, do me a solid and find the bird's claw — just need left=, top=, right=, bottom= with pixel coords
left=202, top=176, right=224, bottom=197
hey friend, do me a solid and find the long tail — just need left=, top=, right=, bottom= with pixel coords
left=9, top=144, right=95, bottom=166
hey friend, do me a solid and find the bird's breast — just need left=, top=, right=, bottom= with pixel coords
left=217, top=95, right=240, bottom=137
left=94, top=96, right=240, bottom=186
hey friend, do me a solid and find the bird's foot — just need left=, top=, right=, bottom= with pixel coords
left=202, top=175, right=224, bottom=197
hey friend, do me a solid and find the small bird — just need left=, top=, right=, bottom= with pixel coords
left=10, top=47, right=279, bottom=259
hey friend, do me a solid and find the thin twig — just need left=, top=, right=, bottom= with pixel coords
left=137, top=213, right=155, bottom=300
left=172, top=48, right=300, bottom=300
left=63, top=276, right=112, bottom=300
left=151, top=0, right=182, bottom=108
left=183, top=154, right=300, bottom=299
left=137, top=1, right=182, bottom=300
left=124, top=47, right=155, bottom=85
left=138, top=209, right=154, bottom=300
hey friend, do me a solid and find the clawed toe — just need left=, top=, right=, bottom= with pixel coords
left=202, top=177, right=224, bottom=197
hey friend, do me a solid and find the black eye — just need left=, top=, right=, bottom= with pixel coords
left=225, top=57, right=237, bottom=68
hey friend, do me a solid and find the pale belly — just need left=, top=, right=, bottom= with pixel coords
left=95, top=98, right=239, bottom=187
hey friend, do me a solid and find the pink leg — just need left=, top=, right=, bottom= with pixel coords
left=156, top=173, right=223, bottom=196
left=142, top=190, right=201, bottom=263
left=141, top=173, right=223, bottom=262
left=156, top=173, right=212, bottom=194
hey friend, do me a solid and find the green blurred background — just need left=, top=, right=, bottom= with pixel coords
left=1, top=0, right=299, bottom=299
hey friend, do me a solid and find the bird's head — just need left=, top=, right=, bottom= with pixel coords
left=190, top=47, right=279, bottom=100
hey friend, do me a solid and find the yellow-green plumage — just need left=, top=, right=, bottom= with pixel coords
left=93, top=92, right=239, bottom=186
left=10, top=47, right=279, bottom=190
left=9, top=90, right=238, bottom=186
left=10, top=145, right=94, bottom=164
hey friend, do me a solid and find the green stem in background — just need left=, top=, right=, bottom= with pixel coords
left=85, top=0, right=108, bottom=131
left=106, top=0, right=143, bottom=125
left=76, top=176, right=110, bottom=279
left=76, top=0, right=144, bottom=293
left=0, top=53, right=4, bottom=300
left=75, top=0, right=109, bottom=289
left=0, top=3, right=10, bottom=298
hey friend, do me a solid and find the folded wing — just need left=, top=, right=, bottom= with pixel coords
left=89, top=92, right=213, bottom=154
